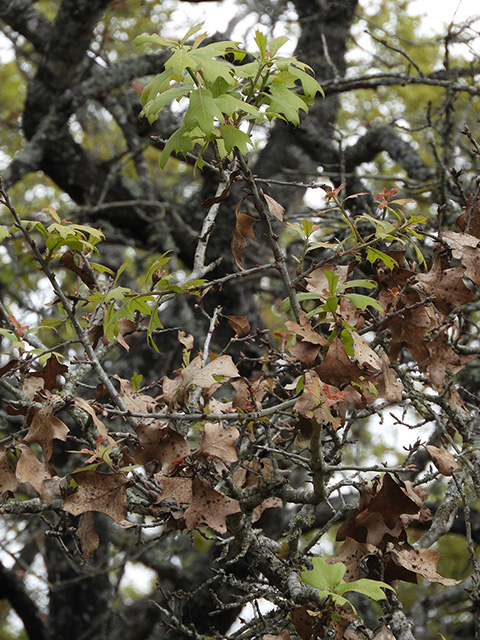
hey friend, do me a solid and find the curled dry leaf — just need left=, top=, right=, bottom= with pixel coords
left=177, top=329, right=194, bottom=351
left=225, top=315, right=250, bottom=338
left=386, top=543, right=460, bottom=586
left=231, top=199, right=255, bottom=269
left=77, top=511, right=100, bottom=562
left=0, top=446, right=19, bottom=496
left=115, top=318, right=136, bottom=351
left=426, top=445, right=459, bottom=476
left=60, top=249, right=95, bottom=289
left=263, top=193, right=285, bottom=221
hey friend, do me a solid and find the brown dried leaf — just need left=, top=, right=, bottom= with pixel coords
left=375, top=353, right=404, bottom=402
left=198, top=423, right=239, bottom=463
left=351, top=332, right=382, bottom=371
left=64, top=470, right=129, bottom=523
left=252, top=496, right=283, bottom=522
left=285, top=314, right=329, bottom=346
left=288, top=340, right=321, bottom=367
left=74, top=397, right=113, bottom=444
left=113, top=375, right=156, bottom=413
left=184, top=476, right=241, bottom=533
left=372, top=625, right=395, bottom=640
left=306, top=264, right=351, bottom=295
left=336, top=474, right=423, bottom=546
left=442, top=230, right=480, bottom=287
left=0, top=359, right=18, bottom=378
left=25, top=396, right=69, bottom=462
left=154, top=472, right=193, bottom=506
left=386, top=543, right=460, bottom=586
left=225, top=315, right=250, bottom=338
left=231, top=200, right=256, bottom=268
left=177, top=330, right=194, bottom=351
left=22, top=376, right=45, bottom=400
left=290, top=605, right=315, bottom=640
left=0, top=446, right=19, bottom=496
left=426, top=329, right=474, bottom=387
left=77, top=511, right=100, bottom=562
left=29, top=354, right=68, bottom=391
left=15, top=444, right=55, bottom=504
left=294, top=371, right=344, bottom=430
left=163, top=355, right=239, bottom=407
left=415, top=250, right=475, bottom=315
left=330, top=537, right=378, bottom=582
left=135, top=422, right=190, bottom=467
left=426, top=445, right=459, bottom=476
left=115, top=318, right=136, bottom=351
left=316, top=337, right=365, bottom=390
left=60, top=250, right=95, bottom=289
left=262, top=632, right=290, bottom=640
left=263, top=193, right=285, bottom=221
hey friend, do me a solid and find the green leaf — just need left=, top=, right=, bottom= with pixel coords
left=190, top=50, right=236, bottom=85
left=166, top=48, right=196, bottom=76
left=336, top=279, right=376, bottom=292
left=287, top=62, right=324, bottom=98
left=301, top=557, right=346, bottom=591
left=268, top=36, right=289, bottom=56
left=336, top=578, right=394, bottom=600
left=254, top=30, right=268, bottom=57
left=134, top=34, right=178, bottom=49
left=180, top=22, right=205, bottom=45
left=140, top=68, right=175, bottom=105
left=219, top=124, right=253, bottom=155
left=147, top=299, right=164, bottom=352
left=365, top=247, right=398, bottom=270
left=105, top=286, right=131, bottom=303
left=143, top=253, right=172, bottom=289
left=324, top=269, right=339, bottom=295
left=324, top=295, right=339, bottom=314
left=265, top=84, right=308, bottom=126
left=344, top=293, right=383, bottom=312
left=0, top=225, right=11, bottom=241
left=340, top=327, right=354, bottom=357
left=131, top=372, right=143, bottom=391
left=184, top=88, right=224, bottom=134
left=143, top=85, right=191, bottom=123
left=159, top=125, right=196, bottom=168
left=213, top=93, right=261, bottom=119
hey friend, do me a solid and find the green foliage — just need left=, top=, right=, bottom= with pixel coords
left=301, top=556, right=394, bottom=614
left=135, top=23, right=323, bottom=167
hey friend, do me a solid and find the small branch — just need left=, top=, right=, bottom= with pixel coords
left=234, top=150, right=301, bottom=321
left=103, top=397, right=297, bottom=422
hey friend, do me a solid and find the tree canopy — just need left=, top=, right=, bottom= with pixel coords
left=0, top=1, right=480, bottom=639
